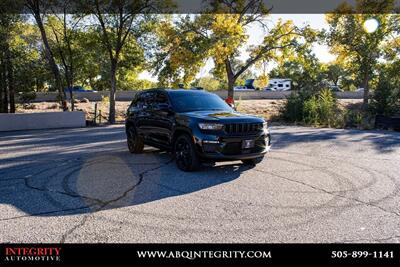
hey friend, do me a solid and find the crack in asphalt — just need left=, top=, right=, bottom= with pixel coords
left=59, top=159, right=174, bottom=243
left=253, top=168, right=400, bottom=219
left=0, top=206, right=95, bottom=222
left=23, top=165, right=107, bottom=206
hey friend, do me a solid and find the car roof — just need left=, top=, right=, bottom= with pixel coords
left=140, top=88, right=212, bottom=96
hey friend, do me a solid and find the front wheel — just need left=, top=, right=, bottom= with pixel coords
left=242, top=157, right=264, bottom=166
left=174, top=134, right=200, bottom=172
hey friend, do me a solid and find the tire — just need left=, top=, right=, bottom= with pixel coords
left=174, top=134, right=201, bottom=172
left=242, top=156, right=264, bottom=166
left=127, top=126, right=144, bottom=154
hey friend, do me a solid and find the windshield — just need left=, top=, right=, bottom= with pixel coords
left=170, top=93, right=233, bottom=113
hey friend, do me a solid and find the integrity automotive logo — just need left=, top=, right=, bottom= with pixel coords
left=3, top=247, right=62, bottom=263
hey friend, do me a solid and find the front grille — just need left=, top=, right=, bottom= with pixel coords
left=224, top=123, right=262, bottom=135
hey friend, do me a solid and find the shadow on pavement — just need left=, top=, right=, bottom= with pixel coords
left=0, top=126, right=251, bottom=218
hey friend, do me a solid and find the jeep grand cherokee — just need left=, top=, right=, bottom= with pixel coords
left=125, top=89, right=271, bottom=171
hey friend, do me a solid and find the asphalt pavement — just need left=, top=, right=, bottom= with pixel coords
left=0, top=125, right=399, bottom=243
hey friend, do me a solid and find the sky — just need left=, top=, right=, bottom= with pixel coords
left=139, top=14, right=336, bottom=82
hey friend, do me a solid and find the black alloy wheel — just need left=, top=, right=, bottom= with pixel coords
left=174, top=134, right=200, bottom=172
left=127, top=126, right=144, bottom=154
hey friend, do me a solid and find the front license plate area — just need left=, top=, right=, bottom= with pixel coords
left=242, top=140, right=255, bottom=149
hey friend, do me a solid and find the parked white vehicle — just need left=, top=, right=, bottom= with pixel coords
left=266, top=79, right=291, bottom=91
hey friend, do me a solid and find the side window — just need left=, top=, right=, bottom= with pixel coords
left=128, top=94, right=141, bottom=112
left=142, top=91, right=156, bottom=109
left=135, top=94, right=144, bottom=109
left=155, top=92, right=168, bottom=105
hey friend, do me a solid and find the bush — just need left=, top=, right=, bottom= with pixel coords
left=318, top=89, right=337, bottom=127
left=370, top=76, right=400, bottom=116
left=101, top=95, right=110, bottom=106
left=282, top=90, right=312, bottom=122
left=303, top=96, right=319, bottom=125
left=343, top=109, right=363, bottom=129
left=282, top=89, right=339, bottom=127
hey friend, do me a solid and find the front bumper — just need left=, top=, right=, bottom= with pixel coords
left=193, top=131, right=271, bottom=161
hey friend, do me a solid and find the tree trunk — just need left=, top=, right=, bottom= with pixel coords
left=361, top=72, right=369, bottom=111
left=65, top=70, right=74, bottom=111
left=32, top=12, right=68, bottom=111
left=6, top=48, right=15, bottom=113
left=227, top=76, right=235, bottom=99
left=0, top=57, right=4, bottom=113
left=225, top=59, right=235, bottom=99
left=3, top=62, right=8, bottom=113
left=109, top=60, right=117, bottom=124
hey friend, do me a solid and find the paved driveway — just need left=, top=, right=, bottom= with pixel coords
left=0, top=125, right=399, bottom=243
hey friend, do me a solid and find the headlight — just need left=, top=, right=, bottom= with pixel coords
left=198, top=123, right=224, bottom=131
left=263, top=122, right=269, bottom=132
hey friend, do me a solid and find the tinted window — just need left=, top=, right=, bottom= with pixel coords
left=169, top=93, right=233, bottom=112
left=141, top=91, right=156, bottom=109
left=155, top=92, right=169, bottom=105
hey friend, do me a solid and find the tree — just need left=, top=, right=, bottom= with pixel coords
left=270, top=47, right=326, bottom=91
left=0, top=13, right=15, bottom=113
left=26, top=0, right=68, bottom=111
left=325, top=0, right=399, bottom=111
left=88, top=0, right=156, bottom=123
left=155, top=1, right=312, bottom=98
left=46, top=4, right=84, bottom=111
left=154, top=15, right=208, bottom=88
left=192, top=76, right=221, bottom=91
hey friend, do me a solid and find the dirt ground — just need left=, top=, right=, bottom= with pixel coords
left=16, top=99, right=363, bottom=123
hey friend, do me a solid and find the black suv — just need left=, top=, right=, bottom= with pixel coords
left=125, top=89, right=271, bottom=171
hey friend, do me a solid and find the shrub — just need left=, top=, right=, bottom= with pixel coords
left=282, top=89, right=339, bottom=127
left=282, top=90, right=312, bottom=122
left=370, top=76, right=400, bottom=116
left=303, top=96, right=319, bottom=125
left=101, top=95, right=110, bottom=106
left=343, top=109, right=363, bottom=129
left=318, top=89, right=337, bottom=127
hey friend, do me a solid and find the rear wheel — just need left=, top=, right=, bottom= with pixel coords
left=174, top=134, right=200, bottom=172
left=127, top=126, right=144, bottom=154
left=242, top=157, right=264, bottom=166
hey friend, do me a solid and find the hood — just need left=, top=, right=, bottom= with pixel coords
left=181, top=110, right=264, bottom=123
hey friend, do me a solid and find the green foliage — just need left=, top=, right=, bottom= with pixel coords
left=318, top=89, right=337, bottom=126
left=343, top=109, right=364, bottom=129
left=370, top=75, right=400, bottom=116
left=283, top=89, right=339, bottom=127
left=282, top=91, right=311, bottom=122
left=303, top=96, right=320, bottom=125
left=192, top=76, right=221, bottom=91
left=270, top=48, right=326, bottom=92
left=325, top=1, right=399, bottom=108
left=101, top=95, right=110, bottom=106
